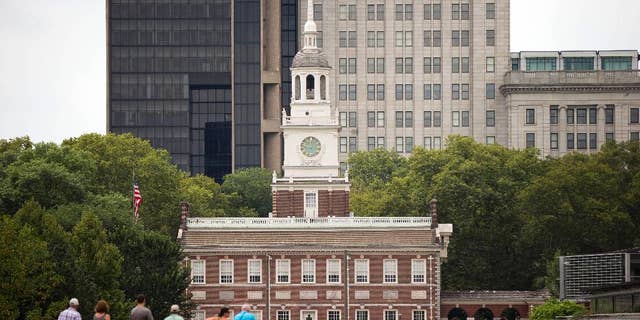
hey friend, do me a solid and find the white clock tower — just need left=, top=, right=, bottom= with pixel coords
left=271, top=0, right=350, bottom=218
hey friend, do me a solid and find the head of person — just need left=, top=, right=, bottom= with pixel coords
left=69, top=298, right=80, bottom=310
left=170, top=304, right=180, bottom=314
left=218, top=307, right=230, bottom=318
left=241, top=304, right=251, bottom=312
left=95, top=300, right=109, bottom=314
left=136, top=294, right=146, bottom=305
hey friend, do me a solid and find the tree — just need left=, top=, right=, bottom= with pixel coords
left=530, top=299, right=586, bottom=320
left=0, top=215, right=60, bottom=319
left=180, top=174, right=229, bottom=217
left=221, top=168, right=272, bottom=216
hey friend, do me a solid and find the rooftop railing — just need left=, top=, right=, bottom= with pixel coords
left=186, top=216, right=432, bottom=229
left=504, top=70, right=640, bottom=86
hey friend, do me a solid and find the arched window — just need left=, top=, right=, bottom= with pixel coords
left=474, top=308, right=494, bottom=320
left=447, top=308, right=467, bottom=320
left=295, top=75, right=301, bottom=100
left=306, top=74, right=315, bottom=99
left=500, top=308, right=521, bottom=320
left=320, top=75, right=326, bottom=100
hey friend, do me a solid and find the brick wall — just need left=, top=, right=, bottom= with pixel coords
left=272, top=190, right=350, bottom=217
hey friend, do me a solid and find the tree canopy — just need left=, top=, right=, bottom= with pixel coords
left=348, top=136, right=640, bottom=291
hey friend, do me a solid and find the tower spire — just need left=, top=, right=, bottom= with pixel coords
left=303, top=0, right=317, bottom=49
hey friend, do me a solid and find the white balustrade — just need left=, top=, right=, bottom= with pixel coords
left=186, top=216, right=432, bottom=229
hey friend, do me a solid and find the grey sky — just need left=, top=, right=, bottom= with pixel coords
left=1, top=0, right=639, bottom=143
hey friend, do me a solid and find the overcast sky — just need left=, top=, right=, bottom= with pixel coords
left=1, top=0, right=639, bottom=143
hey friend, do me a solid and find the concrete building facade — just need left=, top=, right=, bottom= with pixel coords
left=299, top=0, right=511, bottom=170
left=503, top=51, right=640, bottom=157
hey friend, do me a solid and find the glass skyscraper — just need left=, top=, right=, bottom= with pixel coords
left=107, top=0, right=285, bottom=182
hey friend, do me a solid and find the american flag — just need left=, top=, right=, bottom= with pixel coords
left=133, top=178, right=143, bottom=221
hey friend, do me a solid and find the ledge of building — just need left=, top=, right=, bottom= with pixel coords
left=501, top=70, right=640, bottom=95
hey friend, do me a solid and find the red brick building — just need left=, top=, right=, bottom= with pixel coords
left=179, top=4, right=457, bottom=320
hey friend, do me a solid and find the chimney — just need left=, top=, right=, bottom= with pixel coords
left=429, top=199, right=438, bottom=228
left=178, top=202, right=190, bottom=238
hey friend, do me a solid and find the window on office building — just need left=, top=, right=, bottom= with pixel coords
left=367, top=31, right=376, bottom=47
left=526, top=57, right=556, bottom=71
left=434, top=111, right=441, bottom=127
left=377, top=31, right=385, bottom=47
left=395, top=58, right=404, bottom=74
left=348, top=31, right=357, bottom=47
left=424, top=137, right=432, bottom=149
left=486, top=110, right=495, bottom=127
left=339, top=31, right=348, bottom=48
left=433, top=57, right=441, bottom=73
left=461, top=84, right=469, bottom=100
left=433, top=137, right=442, bottom=149
left=512, top=58, right=520, bottom=71
left=461, top=111, right=469, bottom=127
left=577, top=108, right=587, bottom=124
left=550, top=106, right=559, bottom=124
left=564, top=57, right=594, bottom=71
left=486, top=3, right=496, bottom=19
left=577, top=133, right=587, bottom=149
left=424, top=111, right=432, bottom=127
left=276, top=259, right=290, bottom=283
left=248, top=259, right=262, bottom=283
left=317, top=31, right=323, bottom=48
left=395, top=111, right=404, bottom=127
left=377, top=84, right=385, bottom=100
left=461, top=3, right=469, bottom=19
left=526, top=133, right=535, bottom=148
left=424, top=4, right=432, bottom=20
left=606, top=132, right=615, bottom=142
left=339, top=58, right=347, bottom=74
left=631, top=132, right=639, bottom=141
left=433, top=31, right=441, bottom=47
left=326, top=259, right=341, bottom=283
left=433, top=84, right=441, bottom=100
left=395, top=137, right=404, bottom=153
left=590, top=133, right=597, bottom=150
left=349, top=112, right=357, bottom=127
left=367, top=137, right=376, bottom=151
left=461, top=31, right=470, bottom=47
left=486, top=57, right=495, bottom=73
left=486, top=30, right=495, bottom=46
left=433, top=4, right=441, bottom=19
left=367, top=5, right=375, bottom=20
left=423, top=31, right=432, bottom=47
left=405, top=58, right=413, bottom=73
left=602, top=57, right=633, bottom=70
left=486, top=136, right=496, bottom=144
left=424, top=57, right=432, bottom=73
left=349, top=137, right=357, bottom=152
left=356, top=310, right=369, bottom=320
left=219, top=259, right=233, bottom=284
left=551, top=133, right=559, bottom=150
left=191, top=260, right=205, bottom=284
left=367, top=59, right=375, bottom=73
left=377, top=4, right=385, bottom=20
left=395, top=84, right=403, bottom=101
left=377, top=137, right=385, bottom=149
left=302, top=259, right=315, bottom=283
left=313, top=4, right=322, bottom=20
left=405, top=137, right=414, bottom=153
left=340, top=137, right=347, bottom=153
left=567, top=108, right=575, bottom=124
left=605, top=106, right=615, bottom=124
left=367, top=112, right=375, bottom=127
left=486, top=83, right=495, bottom=99
left=348, top=85, right=357, bottom=101
left=424, top=84, right=432, bottom=100
left=452, top=31, right=460, bottom=47
left=377, top=111, right=385, bottom=127
left=451, top=3, right=460, bottom=20
left=377, top=58, right=385, bottom=73
left=339, top=112, right=347, bottom=127
left=526, top=109, right=535, bottom=124
left=452, top=84, right=460, bottom=100
left=405, top=111, right=413, bottom=127
left=328, top=311, right=341, bottom=320
left=385, top=310, right=397, bottom=320
left=405, top=84, right=413, bottom=100
left=567, top=133, right=575, bottom=150
left=589, top=107, right=597, bottom=124
left=452, top=111, right=460, bottom=127
left=452, top=57, right=460, bottom=73
left=367, top=85, right=375, bottom=101
left=631, top=108, right=639, bottom=123
left=277, top=310, right=290, bottom=320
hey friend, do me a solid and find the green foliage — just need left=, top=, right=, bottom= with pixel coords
left=222, top=167, right=273, bottom=216
left=530, top=299, right=586, bottom=320
left=349, top=137, right=640, bottom=291
left=0, top=133, right=269, bottom=319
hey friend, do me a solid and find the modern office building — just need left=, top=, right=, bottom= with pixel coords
left=300, top=0, right=511, bottom=169
left=503, top=50, right=640, bottom=157
left=106, top=0, right=284, bottom=182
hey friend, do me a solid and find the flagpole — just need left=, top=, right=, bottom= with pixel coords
left=132, top=169, right=137, bottom=223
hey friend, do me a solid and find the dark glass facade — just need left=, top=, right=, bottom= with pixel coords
left=108, top=0, right=263, bottom=178
left=281, top=0, right=298, bottom=115
left=234, top=0, right=261, bottom=169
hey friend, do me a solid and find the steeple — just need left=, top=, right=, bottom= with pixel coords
left=303, top=0, right=317, bottom=50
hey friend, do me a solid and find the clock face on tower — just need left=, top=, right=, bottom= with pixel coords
left=300, top=136, right=322, bottom=157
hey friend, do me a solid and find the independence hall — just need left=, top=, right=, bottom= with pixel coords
left=178, top=2, right=453, bottom=319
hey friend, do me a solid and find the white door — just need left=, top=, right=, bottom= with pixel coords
left=300, top=310, right=317, bottom=320
left=304, top=191, right=318, bottom=218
